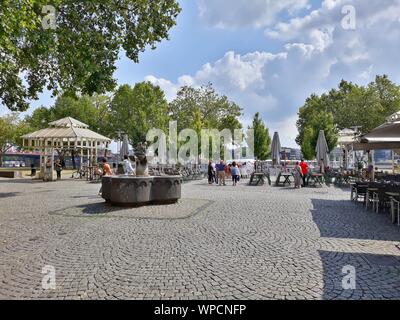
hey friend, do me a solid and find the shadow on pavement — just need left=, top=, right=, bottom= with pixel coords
left=319, top=249, right=400, bottom=300
left=311, top=198, right=400, bottom=242
left=0, top=192, right=21, bottom=198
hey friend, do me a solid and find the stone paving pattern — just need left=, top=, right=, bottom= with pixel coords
left=0, top=178, right=399, bottom=300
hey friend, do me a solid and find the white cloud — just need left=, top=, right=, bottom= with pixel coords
left=197, top=0, right=310, bottom=28
left=194, top=51, right=285, bottom=92
left=147, top=0, right=400, bottom=147
left=144, top=75, right=180, bottom=102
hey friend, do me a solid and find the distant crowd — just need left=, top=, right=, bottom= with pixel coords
left=207, top=160, right=246, bottom=187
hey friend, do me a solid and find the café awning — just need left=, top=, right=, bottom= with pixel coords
left=353, top=112, right=400, bottom=150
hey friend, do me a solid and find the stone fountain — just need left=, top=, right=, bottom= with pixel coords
left=101, top=142, right=182, bottom=206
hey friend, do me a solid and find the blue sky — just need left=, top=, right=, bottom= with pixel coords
left=2, top=0, right=400, bottom=148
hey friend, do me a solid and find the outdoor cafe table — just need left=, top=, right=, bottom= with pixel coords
left=309, top=173, right=324, bottom=187
left=334, top=172, right=354, bottom=186
left=249, top=172, right=265, bottom=186
left=276, top=173, right=293, bottom=186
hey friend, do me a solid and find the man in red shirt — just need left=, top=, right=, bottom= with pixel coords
left=299, top=159, right=309, bottom=186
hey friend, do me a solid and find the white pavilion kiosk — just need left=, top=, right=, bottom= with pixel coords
left=22, top=117, right=112, bottom=181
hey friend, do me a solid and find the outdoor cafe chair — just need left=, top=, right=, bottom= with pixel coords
left=373, top=184, right=397, bottom=214
left=390, top=197, right=400, bottom=226
left=365, top=182, right=378, bottom=211
left=309, top=173, right=324, bottom=188
left=351, top=182, right=368, bottom=203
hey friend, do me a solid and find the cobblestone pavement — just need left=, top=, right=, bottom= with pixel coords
left=0, top=177, right=399, bottom=300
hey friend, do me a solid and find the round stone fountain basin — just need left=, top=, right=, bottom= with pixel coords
left=101, top=176, right=182, bottom=206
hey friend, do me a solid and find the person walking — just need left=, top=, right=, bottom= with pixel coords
left=123, top=155, right=135, bottom=175
left=212, top=161, right=218, bottom=184
left=44, top=158, right=52, bottom=182
left=98, top=158, right=113, bottom=196
left=207, top=161, right=214, bottom=184
left=294, top=162, right=303, bottom=189
left=216, top=160, right=226, bottom=186
left=299, top=159, right=309, bottom=187
left=55, top=159, right=62, bottom=180
left=231, top=162, right=240, bottom=186
left=225, top=163, right=232, bottom=181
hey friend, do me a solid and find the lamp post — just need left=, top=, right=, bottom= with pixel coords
left=115, top=130, right=124, bottom=161
left=349, top=126, right=362, bottom=171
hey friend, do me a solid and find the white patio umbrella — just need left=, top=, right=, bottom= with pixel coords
left=316, top=130, right=329, bottom=167
left=271, top=132, right=281, bottom=166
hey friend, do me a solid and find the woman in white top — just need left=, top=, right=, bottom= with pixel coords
left=123, top=155, right=135, bottom=175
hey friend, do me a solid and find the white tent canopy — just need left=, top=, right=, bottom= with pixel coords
left=21, top=117, right=112, bottom=180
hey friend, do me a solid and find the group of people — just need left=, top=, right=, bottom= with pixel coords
left=100, top=155, right=136, bottom=176
left=293, top=159, right=310, bottom=189
left=98, top=156, right=135, bottom=196
left=44, top=158, right=63, bottom=181
left=208, top=160, right=241, bottom=186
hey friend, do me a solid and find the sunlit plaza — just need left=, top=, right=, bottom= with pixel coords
left=2, top=0, right=400, bottom=305
left=0, top=175, right=399, bottom=300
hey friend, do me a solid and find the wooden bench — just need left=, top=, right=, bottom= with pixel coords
left=0, top=171, right=22, bottom=178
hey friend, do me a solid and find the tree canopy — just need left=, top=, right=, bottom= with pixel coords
left=249, top=112, right=271, bottom=161
left=0, top=114, right=31, bottom=166
left=169, top=83, right=243, bottom=159
left=296, top=75, right=400, bottom=159
left=109, top=82, right=170, bottom=146
left=22, top=82, right=246, bottom=162
left=0, top=0, right=181, bottom=112
left=169, top=83, right=243, bottom=134
left=25, top=93, right=112, bottom=135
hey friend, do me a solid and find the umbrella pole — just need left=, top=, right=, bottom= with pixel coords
left=392, top=150, right=395, bottom=174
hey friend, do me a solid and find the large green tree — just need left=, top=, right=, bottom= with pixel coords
left=109, top=82, right=170, bottom=147
left=296, top=75, right=400, bottom=159
left=299, top=110, right=337, bottom=160
left=169, top=83, right=243, bottom=134
left=169, top=83, right=243, bottom=159
left=0, top=0, right=181, bottom=111
left=249, top=112, right=271, bottom=161
left=0, top=114, right=31, bottom=166
left=25, top=94, right=112, bottom=134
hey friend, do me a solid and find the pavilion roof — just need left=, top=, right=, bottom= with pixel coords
left=48, top=117, right=89, bottom=129
left=21, top=117, right=111, bottom=143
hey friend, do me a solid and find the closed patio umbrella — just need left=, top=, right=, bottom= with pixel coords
left=271, top=132, right=281, bottom=166
left=316, top=130, right=329, bottom=167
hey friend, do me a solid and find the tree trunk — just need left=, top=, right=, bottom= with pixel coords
left=0, top=152, right=3, bottom=167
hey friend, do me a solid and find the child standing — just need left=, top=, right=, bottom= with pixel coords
left=231, top=162, right=240, bottom=186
